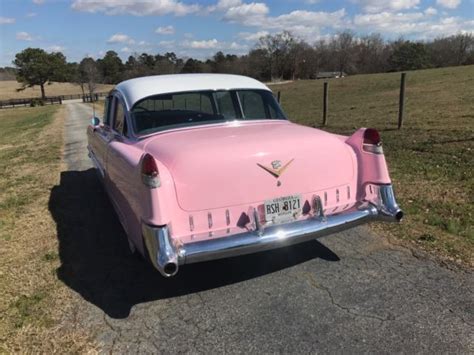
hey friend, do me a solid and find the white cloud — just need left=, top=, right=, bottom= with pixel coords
left=354, top=0, right=420, bottom=13
left=155, top=25, right=175, bottom=35
left=207, top=0, right=243, bottom=12
left=229, top=41, right=248, bottom=50
left=189, top=39, right=220, bottom=49
left=71, top=0, right=200, bottom=16
left=26, top=12, right=37, bottom=17
left=354, top=10, right=474, bottom=38
left=120, top=47, right=132, bottom=53
left=217, top=3, right=349, bottom=40
left=33, top=0, right=45, bottom=4
left=237, top=31, right=269, bottom=41
left=0, top=17, right=15, bottom=24
left=175, top=38, right=249, bottom=58
left=354, top=11, right=424, bottom=29
left=47, top=45, right=66, bottom=52
left=424, top=7, right=438, bottom=15
left=266, top=9, right=347, bottom=30
left=16, top=32, right=33, bottom=41
left=305, top=0, right=319, bottom=3
left=159, top=40, right=176, bottom=47
left=138, top=40, right=149, bottom=46
left=436, top=0, right=461, bottom=9
left=107, top=33, right=135, bottom=44
left=222, top=2, right=269, bottom=24
left=206, top=0, right=269, bottom=25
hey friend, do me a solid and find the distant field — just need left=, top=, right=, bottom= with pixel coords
left=274, top=65, right=474, bottom=265
left=0, top=80, right=114, bottom=100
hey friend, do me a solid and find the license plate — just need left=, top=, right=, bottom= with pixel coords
left=264, top=194, right=302, bottom=224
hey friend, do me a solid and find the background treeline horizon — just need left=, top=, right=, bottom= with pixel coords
left=3, top=30, right=474, bottom=99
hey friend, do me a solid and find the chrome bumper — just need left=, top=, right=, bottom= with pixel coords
left=142, top=184, right=403, bottom=277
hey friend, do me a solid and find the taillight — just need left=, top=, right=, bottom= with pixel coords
left=363, top=128, right=383, bottom=154
left=141, top=153, right=160, bottom=188
left=364, top=128, right=381, bottom=145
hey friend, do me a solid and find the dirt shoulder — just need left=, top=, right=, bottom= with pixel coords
left=0, top=106, right=95, bottom=352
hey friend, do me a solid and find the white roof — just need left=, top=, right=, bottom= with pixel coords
left=115, top=74, right=271, bottom=109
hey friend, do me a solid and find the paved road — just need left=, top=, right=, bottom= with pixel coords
left=52, top=102, right=473, bottom=353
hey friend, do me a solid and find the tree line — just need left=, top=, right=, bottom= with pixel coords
left=10, top=30, right=474, bottom=99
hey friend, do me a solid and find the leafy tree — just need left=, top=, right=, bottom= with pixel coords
left=13, top=48, right=68, bottom=99
left=389, top=41, right=431, bottom=71
left=181, top=58, right=204, bottom=73
left=97, top=50, right=123, bottom=84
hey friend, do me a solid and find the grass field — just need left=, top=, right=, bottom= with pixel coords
left=0, top=106, right=93, bottom=352
left=0, top=80, right=114, bottom=100
left=273, top=65, right=474, bottom=265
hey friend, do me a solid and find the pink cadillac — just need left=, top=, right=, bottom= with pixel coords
left=87, top=74, right=403, bottom=277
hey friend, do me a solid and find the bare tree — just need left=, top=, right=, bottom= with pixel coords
left=355, top=33, right=388, bottom=73
left=332, top=30, right=356, bottom=76
left=79, top=57, right=100, bottom=97
left=258, top=31, right=297, bottom=81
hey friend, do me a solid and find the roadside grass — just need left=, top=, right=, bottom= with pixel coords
left=273, top=65, right=474, bottom=266
left=0, top=106, right=94, bottom=352
left=0, top=80, right=114, bottom=100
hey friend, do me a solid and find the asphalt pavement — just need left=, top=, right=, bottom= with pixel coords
left=52, top=102, right=473, bottom=353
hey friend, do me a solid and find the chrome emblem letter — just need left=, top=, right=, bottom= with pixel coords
left=257, top=159, right=294, bottom=178
left=271, top=160, right=282, bottom=170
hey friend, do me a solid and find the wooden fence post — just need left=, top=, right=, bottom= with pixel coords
left=277, top=91, right=281, bottom=103
left=323, top=81, right=329, bottom=126
left=398, top=72, right=406, bottom=129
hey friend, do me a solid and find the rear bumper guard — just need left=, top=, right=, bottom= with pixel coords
left=142, top=184, right=403, bottom=277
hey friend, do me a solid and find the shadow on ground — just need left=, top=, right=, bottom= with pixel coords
left=49, top=169, right=340, bottom=319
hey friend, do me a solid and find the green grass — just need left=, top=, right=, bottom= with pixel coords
left=274, top=65, right=474, bottom=264
left=0, top=107, right=58, bottom=223
left=11, top=292, right=52, bottom=329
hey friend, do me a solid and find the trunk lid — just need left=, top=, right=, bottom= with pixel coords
left=144, top=121, right=356, bottom=212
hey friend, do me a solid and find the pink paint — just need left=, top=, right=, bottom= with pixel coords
left=89, top=119, right=394, bottom=252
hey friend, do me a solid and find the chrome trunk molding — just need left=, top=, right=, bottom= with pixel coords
left=142, top=184, right=402, bottom=277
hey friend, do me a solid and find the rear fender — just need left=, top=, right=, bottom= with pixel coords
left=346, top=128, right=391, bottom=201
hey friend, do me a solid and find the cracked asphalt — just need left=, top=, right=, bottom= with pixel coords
left=51, top=102, right=473, bottom=353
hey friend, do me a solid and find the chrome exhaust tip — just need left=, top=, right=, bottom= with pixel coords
left=142, top=223, right=179, bottom=277
left=374, top=184, right=403, bottom=222
left=162, top=262, right=178, bottom=276
left=395, top=210, right=404, bottom=222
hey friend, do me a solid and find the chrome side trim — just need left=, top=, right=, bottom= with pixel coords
left=363, top=143, right=384, bottom=154
left=87, top=147, right=105, bottom=178
left=142, top=184, right=402, bottom=277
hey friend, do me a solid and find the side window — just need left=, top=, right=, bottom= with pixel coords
left=214, top=91, right=240, bottom=119
left=238, top=91, right=266, bottom=119
left=103, top=97, right=112, bottom=126
left=113, top=99, right=127, bottom=136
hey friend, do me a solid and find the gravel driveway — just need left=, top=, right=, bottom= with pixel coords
left=51, top=102, right=473, bottom=353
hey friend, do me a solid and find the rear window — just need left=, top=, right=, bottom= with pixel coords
left=131, top=89, right=286, bottom=135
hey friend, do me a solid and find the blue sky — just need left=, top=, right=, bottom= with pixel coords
left=1, top=0, right=473, bottom=66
